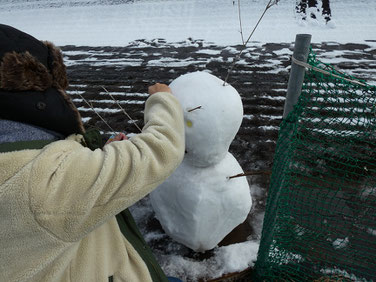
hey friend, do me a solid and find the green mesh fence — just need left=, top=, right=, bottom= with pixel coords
left=254, top=49, right=376, bottom=281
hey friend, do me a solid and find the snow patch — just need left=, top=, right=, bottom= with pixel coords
left=157, top=240, right=259, bottom=282
left=269, top=245, right=304, bottom=265
left=332, top=237, right=349, bottom=250
left=320, top=268, right=368, bottom=282
left=196, top=49, right=221, bottom=55
left=367, top=228, right=376, bottom=236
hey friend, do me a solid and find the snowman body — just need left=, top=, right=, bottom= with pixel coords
left=150, top=71, right=252, bottom=252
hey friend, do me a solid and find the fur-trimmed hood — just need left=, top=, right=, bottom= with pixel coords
left=0, top=24, right=85, bottom=136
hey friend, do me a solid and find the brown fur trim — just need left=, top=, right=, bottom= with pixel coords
left=0, top=51, right=53, bottom=91
left=43, top=43, right=83, bottom=133
left=57, top=88, right=85, bottom=134
left=43, top=41, right=69, bottom=90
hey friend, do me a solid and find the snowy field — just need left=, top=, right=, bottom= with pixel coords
left=1, top=0, right=375, bottom=281
left=0, top=0, right=375, bottom=46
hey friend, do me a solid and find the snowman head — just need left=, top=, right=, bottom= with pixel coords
left=170, top=71, right=243, bottom=167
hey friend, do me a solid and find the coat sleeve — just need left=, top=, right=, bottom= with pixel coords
left=28, top=92, right=185, bottom=242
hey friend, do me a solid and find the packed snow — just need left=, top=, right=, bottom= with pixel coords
left=170, top=72, right=244, bottom=167
left=151, top=72, right=252, bottom=252
left=151, top=153, right=252, bottom=251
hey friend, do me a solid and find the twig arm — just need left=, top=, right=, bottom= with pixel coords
left=102, top=86, right=143, bottom=133
left=227, top=170, right=272, bottom=179
left=224, top=0, right=279, bottom=85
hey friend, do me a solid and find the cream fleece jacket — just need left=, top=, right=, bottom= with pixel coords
left=0, top=92, right=185, bottom=282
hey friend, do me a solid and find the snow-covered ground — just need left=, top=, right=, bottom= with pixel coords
left=0, top=0, right=375, bottom=46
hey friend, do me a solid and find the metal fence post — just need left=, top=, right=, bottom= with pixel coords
left=283, top=34, right=312, bottom=118
left=254, top=34, right=312, bottom=280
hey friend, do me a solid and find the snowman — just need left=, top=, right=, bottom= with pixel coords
left=150, top=71, right=252, bottom=252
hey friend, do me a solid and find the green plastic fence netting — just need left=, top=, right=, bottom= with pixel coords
left=254, top=49, right=376, bottom=281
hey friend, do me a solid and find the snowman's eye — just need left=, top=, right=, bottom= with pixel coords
left=186, top=120, right=193, bottom=128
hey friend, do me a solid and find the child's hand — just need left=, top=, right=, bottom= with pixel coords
left=105, top=133, right=128, bottom=145
left=148, top=83, right=171, bottom=95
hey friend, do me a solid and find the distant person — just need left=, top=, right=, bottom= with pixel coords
left=296, top=0, right=332, bottom=23
left=0, top=24, right=185, bottom=282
